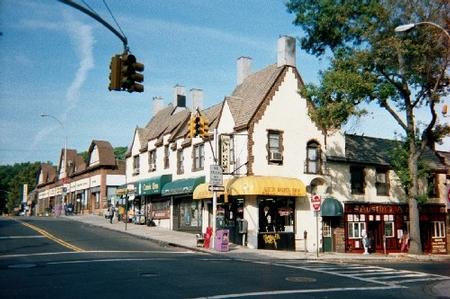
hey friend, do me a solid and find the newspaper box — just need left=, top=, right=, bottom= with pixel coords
left=214, top=229, right=230, bottom=252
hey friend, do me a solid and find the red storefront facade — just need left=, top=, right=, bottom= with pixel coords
left=344, top=203, right=447, bottom=254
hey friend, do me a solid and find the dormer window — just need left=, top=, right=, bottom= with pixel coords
left=306, top=141, right=321, bottom=174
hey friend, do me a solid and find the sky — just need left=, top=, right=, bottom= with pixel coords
left=0, top=0, right=448, bottom=166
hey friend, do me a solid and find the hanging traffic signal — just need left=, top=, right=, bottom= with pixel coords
left=188, top=117, right=197, bottom=138
left=108, top=55, right=122, bottom=91
left=120, top=54, right=144, bottom=93
left=198, top=116, right=209, bottom=139
left=194, top=116, right=201, bottom=137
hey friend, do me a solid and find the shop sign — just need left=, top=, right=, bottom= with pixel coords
left=220, top=134, right=231, bottom=174
left=311, top=194, right=321, bottom=211
left=278, top=207, right=293, bottom=216
left=345, top=204, right=404, bottom=215
left=431, top=238, right=447, bottom=254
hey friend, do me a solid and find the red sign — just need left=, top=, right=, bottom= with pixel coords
left=311, top=194, right=321, bottom=211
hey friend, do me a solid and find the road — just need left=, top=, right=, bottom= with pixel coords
left=1, top=216, right=449, bottom=299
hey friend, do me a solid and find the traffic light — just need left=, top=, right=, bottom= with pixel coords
left=188, top=117, right=197, bottom=138
left=108, top=55, right=122, bottom=91
left=120, top=54, right=144, bottom=93
left=194, top=116, right=201, bottom=137
left=198, top=116, right=209, bottom=139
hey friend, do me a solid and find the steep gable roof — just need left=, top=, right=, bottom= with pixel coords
left=87, top=140, right=116, bottom=167
left=38, top=163, right=57, bottom=185
left=227, top=64, right=285, bottom=129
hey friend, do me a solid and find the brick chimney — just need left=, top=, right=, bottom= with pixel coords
left=277, top=35, right=296, bottom=67
left=237, top=56, right=252, bottom=85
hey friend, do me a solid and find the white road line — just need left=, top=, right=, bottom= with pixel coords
left=0, top=236, right=46, bottom=239
left=188, top=285, right=403, bottom=299
left=376, top=273, right=430, bottom=280
left=398, top=277, right=450, bottom=283
left=46, top=258, right=174, bottom=265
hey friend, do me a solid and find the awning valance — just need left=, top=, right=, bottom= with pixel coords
left=321, top=197, right=343, bottom=217
left=162, top=176, right=205, bottom=196
left=135, top=174, right=172, bottom=196
left=228, top=176, right=306, bottom=197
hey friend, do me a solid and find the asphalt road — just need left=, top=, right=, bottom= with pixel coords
left=1, top=216, right=449, bottom=299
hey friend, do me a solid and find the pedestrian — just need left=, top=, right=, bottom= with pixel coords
left=109, top=205, right=115, bottom=224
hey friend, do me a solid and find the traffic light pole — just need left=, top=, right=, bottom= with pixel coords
left=58, top=0, right=128, bottom=52
left=211, top=128, right=218, bottom=250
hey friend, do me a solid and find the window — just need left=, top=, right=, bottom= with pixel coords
left=427, top=174, right=438, bottom=198
left=348, top=221, right=366, bottom=239
left=177, top=149, right=184, bottom=174
left=432, top=221, right=445, bottom=238
left=350, top=166, right=365, bottom=194
left=164, top=145, right=170, bottom=169
left=306, top=141, right=321, bottom=174
left=89, top=145, right=100, bottom=166
left=133, top=155, right=140, bottom=175
left=267, top=130, right=283, bottom=164
left=384, top=222, right=394, bottom=237
left=376, top=168, right=389, bottom=196
left=193, top=143, right=205, bottom=171
left=148, top=150, right=156, bottom=172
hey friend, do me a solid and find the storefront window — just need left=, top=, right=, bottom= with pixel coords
left=180, top=200, right=201, bottom=228
left=432, top=221, right=445, bottom=238
left=347, top=214, right=366, bottom=238
left=258, top=197, right=294, bottom=233
left=384, top=222, right=394, bottom=237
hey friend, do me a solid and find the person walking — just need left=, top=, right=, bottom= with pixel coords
left=109, top=205, right=115, bottom=224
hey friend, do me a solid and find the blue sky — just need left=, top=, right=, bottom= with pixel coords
left=0, top=0, right=448, bottom=166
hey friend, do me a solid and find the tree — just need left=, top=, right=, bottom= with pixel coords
left=287, top=0, right=449, bottom=254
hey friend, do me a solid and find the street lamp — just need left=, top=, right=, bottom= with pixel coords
left=40, top=113, right=67, bottom=216
left=395, top=21, right=450, bottom=39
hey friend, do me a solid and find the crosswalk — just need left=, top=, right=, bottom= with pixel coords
left=272, top=260, right=450, bottom=286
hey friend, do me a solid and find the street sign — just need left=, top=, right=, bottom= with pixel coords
left=208, top=185, right=225, bottom=192
left=210, top=165, right=223, bottom=186
left=311, top=194, right=321, bottom=211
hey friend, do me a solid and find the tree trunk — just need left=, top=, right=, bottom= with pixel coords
left=407, top=139, right=423, bottom=254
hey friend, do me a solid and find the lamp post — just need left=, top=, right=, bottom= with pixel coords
left=41, top=114, right=67, bottom=216
left=395, top=21, right=450, bottom=39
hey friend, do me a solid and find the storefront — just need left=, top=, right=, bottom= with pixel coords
left=321, top=197, right=344, bottom=252
left=162, top=176, right=205, bottom=233
left=134, top=175, right=172, bottom=227
left=344, top=202, right=447, bottom=254
left=204, top=176, right=306, bottom=250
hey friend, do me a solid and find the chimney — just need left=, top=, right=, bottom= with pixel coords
left=190, top=88, right=203, bottom=111
left=277, top=35, right=296, bottom=67
left=173, top=84, right=186, bottom=107
left=237, top=56, right=252, bottom=85
left=152, top=96, right=163, bottom=116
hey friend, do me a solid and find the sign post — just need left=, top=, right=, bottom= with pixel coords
left=311, top=194, right=321, bottom=258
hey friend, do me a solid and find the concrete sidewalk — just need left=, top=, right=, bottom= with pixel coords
left=64, top=214, right=450, bottom=262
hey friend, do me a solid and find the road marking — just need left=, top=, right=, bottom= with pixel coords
left=46, top=257, right=174, bottom=265
left=0, top=235, right=46, bottom=239
left=0, top=250, right=196, bottom=259
left=15, top=220, right=84, bottom=252
left=188, top=285, right=403, bottom=299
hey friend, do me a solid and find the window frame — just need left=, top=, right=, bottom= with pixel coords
left=348, top=221, right=366, bottom=239
left=192, top=143, right=205, bottom=171
left=133, top=155, right=140, bottom=175
left=164, top=145, right=170, bottom=169
left=350, top=166, right=365, bottom=195
left=375, top=168, right=389, bottom=196
left=432, top=221, right=445, bottom=238
left=306, top=140, right=321, bottom=174
left=267, top=130, right=283, bottom=165
left=177, top=149, right=184, bottom=175
left=148, top=149, right=157, bottom=172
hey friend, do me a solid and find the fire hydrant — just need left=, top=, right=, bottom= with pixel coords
left=203, top=226, right=213, bottom=249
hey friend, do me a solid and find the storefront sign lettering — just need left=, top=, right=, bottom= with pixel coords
left=263, top=233, right=280, bottom=249
left=345, top=204, right=404, bottom=215
left=143, top=182, right=159, bottom=192
left=431, top=238, right=447, bottom=254
left=262, top=187, right=302, bottom=196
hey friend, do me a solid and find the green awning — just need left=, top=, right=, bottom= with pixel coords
left=135, top=175, right=172, bottom=196
left=162, top=176, right=205, bottom=196
left=321, top=197, right=343, bottom=217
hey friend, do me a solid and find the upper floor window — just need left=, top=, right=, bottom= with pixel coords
left=306, top=141, right=321, bottom=174
left=177, top=149, right=184, bottom=175
left=267, top=130, right=283, bottom=164
left=376, top=168, right=389, bottom=196
left=148, top=150, right=156, bottom=172
left=89, top=145, right=100, bottom=166
left=193, top=143, right=205, bottom=171
left=133, top=155, right=140, bottom=175
left=427, top=174, right=438, bottom=198
left=164, top=145, right=170, bottom=169
left=350, top=166, right=365, bottom=194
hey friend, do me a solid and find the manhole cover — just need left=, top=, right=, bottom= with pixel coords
left=285, top=276, right=316, bottom=283
left=8, top=263, right=37, bottom=269
left=140, top=272, right=159, bottom=278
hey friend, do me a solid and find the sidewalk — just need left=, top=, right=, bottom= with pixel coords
left=65, top=214, right=450, bottom=262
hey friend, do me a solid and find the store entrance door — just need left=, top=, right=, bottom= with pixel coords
left=367, top=220, right=383, bottom=252
left=323, top=220, right=332, bottom=252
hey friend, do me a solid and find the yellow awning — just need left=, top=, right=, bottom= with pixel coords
left=193, top=179, right=231, bottom=200
left=228, top=176, right=306, bottom=197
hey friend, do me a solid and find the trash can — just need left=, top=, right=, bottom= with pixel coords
left=214, top=229, right=229, bottom=252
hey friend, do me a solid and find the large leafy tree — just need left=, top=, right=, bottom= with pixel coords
left=286, top=0, right=449, bottom=254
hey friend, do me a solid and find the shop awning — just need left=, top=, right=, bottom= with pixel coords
left=161, top=176, right=205, bottom=196
left=193, top=179, right=232, bottom=200
left=321, top=197, right=343, bottom=217
left=228, top=176, right=306, bottom=197
left=135, top=174, right=172, bottom=196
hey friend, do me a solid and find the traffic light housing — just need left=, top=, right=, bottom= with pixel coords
left=120, top=54, right=144, bottom=93
left=108, top=55, right=122, bottom=91
left=198, top=116, right=209, bottom=139
left=188, top=117, right=197, bottom=138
